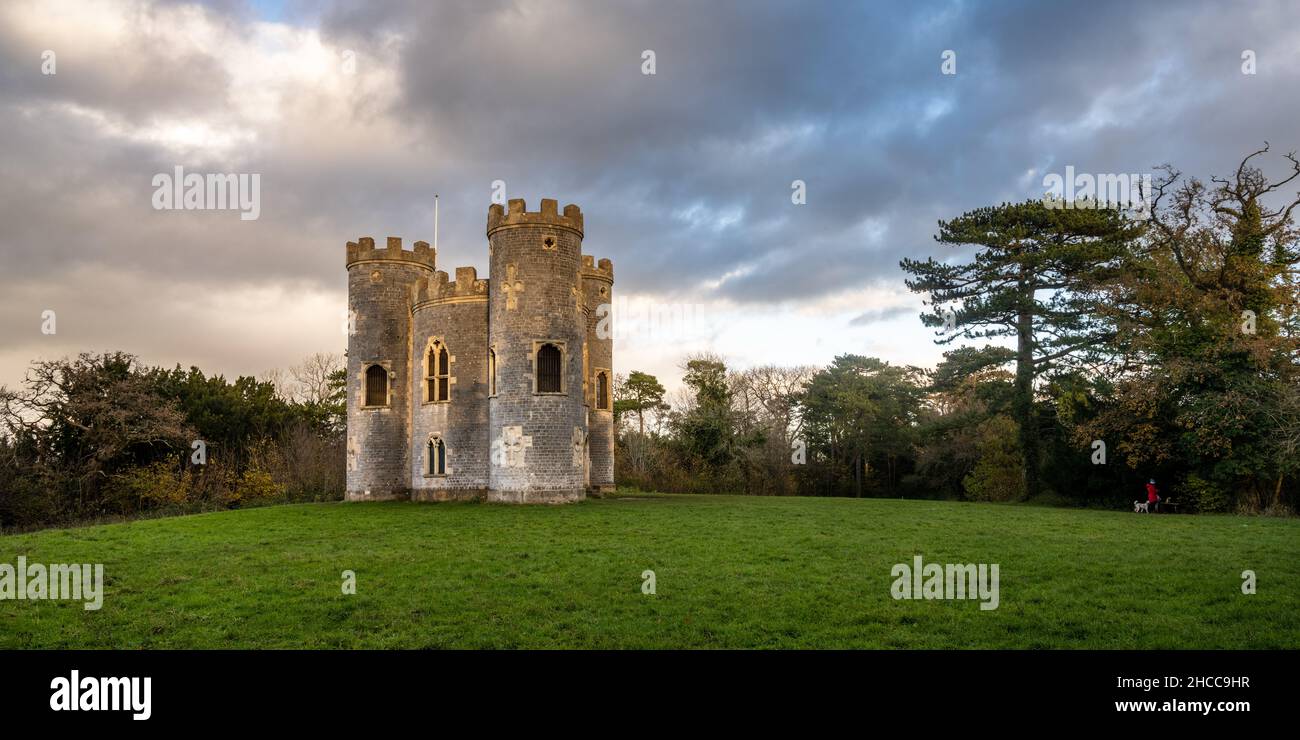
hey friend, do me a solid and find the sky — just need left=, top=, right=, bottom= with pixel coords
left=1, top=0, right=1298, bottom=393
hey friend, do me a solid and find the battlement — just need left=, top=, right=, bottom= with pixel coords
left=486, top=198, right=584, bottom=237
left=346, top=236, right=437, bottom=270
left=415, top=266, right=489, bottom=307
left=580, top=254, right=614, bottom=281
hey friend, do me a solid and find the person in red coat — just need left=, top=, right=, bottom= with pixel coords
left=1146, top=479, right=1160, bottom=513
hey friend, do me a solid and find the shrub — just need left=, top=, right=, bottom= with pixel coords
left=107, top=462, right=190, bottom=512
left=234, top=468, right=285, bottom=505
left=1184, top=474, right=1231, bottom=513
left=962, top=416, right=1026, bottom=502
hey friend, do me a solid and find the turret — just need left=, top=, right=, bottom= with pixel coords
left=486, top=199, right=589, bottom=503
left=581, top=254, right=615, bottom=494
left=344, top=236, right=433, bottom=500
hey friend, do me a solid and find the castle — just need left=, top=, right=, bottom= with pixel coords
left=344, top=198, right=614, bottom=504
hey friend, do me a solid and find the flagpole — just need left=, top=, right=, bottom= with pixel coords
left=434, top=194, right=439, bottom=252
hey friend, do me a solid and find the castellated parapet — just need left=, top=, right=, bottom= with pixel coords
left=345, top=199, right=614, bottom=504
left=487, top=198, right=584, bottom=237
left=346, top=236, right=438, bottom=270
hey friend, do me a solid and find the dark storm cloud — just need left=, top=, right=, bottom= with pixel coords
left=315, top=0, right=952, bottom=299
left=309, top=0, right=1300, bottom=302
left=0, top=0, right=1298, bottom=383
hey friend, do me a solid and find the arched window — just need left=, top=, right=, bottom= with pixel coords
left=427, top=437, right=446, bottom=475
left=537, top=343, right=562, bottom=393
left=364, top=364, right=388, bottom=407
left=488, top=348, right=497, bottom=396
left=426, top=341, right=450, bottom=402
left=596, top=371, right=610, bottom=410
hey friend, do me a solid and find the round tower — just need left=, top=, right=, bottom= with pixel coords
left=410, top=266, right=490, bottom=500
left=344, top=236, right=435, bottom=500
left=486, top=198, right=588, bottom=503
left=581, top=255, right=615, bottom=494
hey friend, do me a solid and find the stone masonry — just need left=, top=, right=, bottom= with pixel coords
left=345, top=199, right=614, bottom=504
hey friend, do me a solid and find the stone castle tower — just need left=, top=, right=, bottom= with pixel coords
left=344, top=198, right=614, bottom=504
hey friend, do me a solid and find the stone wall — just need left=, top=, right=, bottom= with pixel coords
left=410, top=267, right=490, bottom=500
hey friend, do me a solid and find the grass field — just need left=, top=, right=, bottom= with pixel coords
left=2, top=493, right=1297, bottom=649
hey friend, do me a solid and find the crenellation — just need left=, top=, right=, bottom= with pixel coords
left=414, top=267, right=491, bottom=307
left=453, top=266, right=480, bottom=295
left=486, top=198, right=584, bottom=238
left=346, top=235, right=437, bottom=270
left=580, top=255, right=614, bottom=282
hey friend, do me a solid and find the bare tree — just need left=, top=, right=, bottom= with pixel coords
left=290, top=352, right=345, bottom=405
left=259, top=367, right=294, bottom=401
left=735, top=364, right=818, bottom=444
left=262, top=353, right=345, bottom=404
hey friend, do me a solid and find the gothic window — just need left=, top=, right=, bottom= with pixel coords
left=426, top=341, right=450, bottom=402
left=596, top=371, right=610, bottom=410
left=427, top=437, right=446, bottom=475
left=488, top=348, right=497, bottom=396
left=364, top=364, right=388, bottom=407
left=537, top=343, right=562, bottom=393
left=437, top=345, right=449, bottom=400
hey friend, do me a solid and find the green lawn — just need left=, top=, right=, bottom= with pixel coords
left=1, top=493, right=1297, bottom=648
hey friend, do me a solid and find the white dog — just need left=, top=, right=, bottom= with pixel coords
left=1133, top=500, right=1148, bottom=513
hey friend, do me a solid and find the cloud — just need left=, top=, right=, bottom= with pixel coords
left=848, top=306, right=915, bottom=327
left=1, top=0, right=1298, bottom=389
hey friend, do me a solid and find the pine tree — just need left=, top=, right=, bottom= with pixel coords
left=901, top=200, right=1143, bottom=497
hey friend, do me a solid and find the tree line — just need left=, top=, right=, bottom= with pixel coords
left=2, top=147, right=1295, bottom=528
left=615, top=147, right=1300, bottom=515
left=0, top=352, right=346, bottom=530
